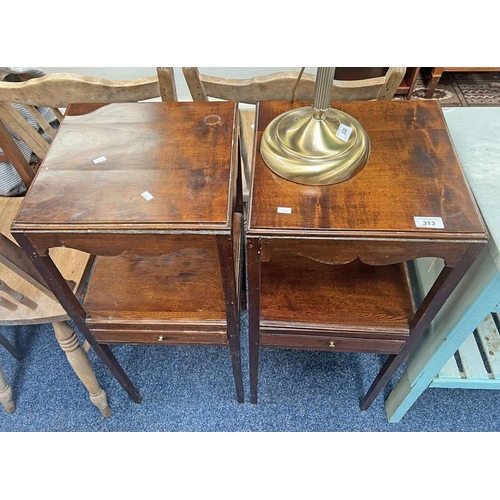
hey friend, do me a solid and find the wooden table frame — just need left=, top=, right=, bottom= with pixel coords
left=12, top=101, right=245, bottom=404
left=246, top=100, right=488, bottom=410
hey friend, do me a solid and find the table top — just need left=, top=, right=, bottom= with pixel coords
left=443, top=107, right=500, bottom=265
left=13, top=101, right=238, bottom=232
left=248, top=100, right=487, bottom=241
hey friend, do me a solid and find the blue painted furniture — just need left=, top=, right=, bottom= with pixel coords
left=386, top=107, right=500, bottom=423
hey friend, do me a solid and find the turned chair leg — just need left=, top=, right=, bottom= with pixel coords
left=52, top=321, right=111, bottom=418
left=0, top=367, right=15, bottom=414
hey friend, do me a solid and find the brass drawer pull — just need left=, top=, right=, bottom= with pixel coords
left=329, top=341, right=336, bottom=348
left=158, top=335, right=164, bottom=342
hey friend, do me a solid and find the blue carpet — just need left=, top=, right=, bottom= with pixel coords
left=1, top=313, right=499, bottom=432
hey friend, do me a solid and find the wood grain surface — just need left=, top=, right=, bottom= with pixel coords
left=83, top=241, right=226, bottom=322
left=248, top=100, right=486, bottom=238
left=14, top=101, right=238, bottom=230
left=260, top=254, right=413, bottom=335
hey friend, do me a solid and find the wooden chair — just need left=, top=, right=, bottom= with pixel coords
left=181, top=67, right=406, bottom=197
left=0, top=197, right=103, bottom=415
left=0, top=68, right=174, bottom=415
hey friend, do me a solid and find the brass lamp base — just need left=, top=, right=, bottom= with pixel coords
left=260, top=105, right=371, bottom=186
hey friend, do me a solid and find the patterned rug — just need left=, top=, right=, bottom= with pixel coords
left=404, top=70, right=500, bottom=107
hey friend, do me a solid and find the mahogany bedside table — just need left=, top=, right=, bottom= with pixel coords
left=246, top=100, right=488, bottom=409
left=12, top=101, right=244, bottom=404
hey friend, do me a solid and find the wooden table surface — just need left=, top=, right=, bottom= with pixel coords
left=249, top=100, right=486, bottom=238
left=14, top=101, right=238, bottom=231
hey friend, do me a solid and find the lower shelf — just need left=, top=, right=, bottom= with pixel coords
left=83, top=242, right=229, bottom=344
left=431, top=312, right=500, bottom=389
left=260, top=253, right=414, bottom=339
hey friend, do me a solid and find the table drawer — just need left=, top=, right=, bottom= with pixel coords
left=260, top=334, right=404, bottom=354
left=90, top=328, right=228, bottom=346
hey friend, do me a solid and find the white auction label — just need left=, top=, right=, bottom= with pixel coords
left=141, top=191, right=154, bottom=201
left=336, top=123, right=353, bottom=142
left=414, top=216, right=444, bottom=229
left=277, top=207, right=292, bottom=214
left=93, top=156, right=107, bottom=164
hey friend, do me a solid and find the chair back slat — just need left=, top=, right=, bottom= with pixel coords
left=0, top=233, right=54, bottom=299
left=50, top=107, right=64, bottom=121
left=26, top=105, right=56, bottom=139
left=0, top=102, right=49, bottom=158
left=0, top=118, right=34, bottom=185
left=0, top=295, right=17, bottom=311
left=0, top=279, right=38, bottom=310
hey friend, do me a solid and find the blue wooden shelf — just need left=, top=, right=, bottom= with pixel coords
left=432, top=312, right=500, bottom=389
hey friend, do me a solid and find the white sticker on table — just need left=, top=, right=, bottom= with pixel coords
left=93, top=156, right=107, bottom=164
left=141, top=191, right=154, bottom=201
left=414, top=216, right=444, bottom=229
left=336, top=124, right=352, bottom=142
left=277, top=207, right=292, bottom=214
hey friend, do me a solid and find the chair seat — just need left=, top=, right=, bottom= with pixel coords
left=0, top=197, right=91, bottom=325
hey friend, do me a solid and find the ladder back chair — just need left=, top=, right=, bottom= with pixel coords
left=0, top=69, right=173, bottom=415
left=181, top=67, right=406, bottom=198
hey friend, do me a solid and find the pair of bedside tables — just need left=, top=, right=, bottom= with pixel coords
left=11, top=99, right=488, bottom=411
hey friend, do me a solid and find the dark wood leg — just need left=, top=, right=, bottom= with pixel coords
left=235, top=134, right=244, bottom=217
left=239, top=237, right=247, bottom=314
left=0, top=233, right=55, bottom=299
left=0, top=332, right=22, bottom=360
left=247, top=238, right=261, bottom=404
left=216, top=233, right=244, bottom=403
left=360, top=352, right=403, bottom=411
left=360, top=243, right=484, bottom=410
left=235, top=143, right=247, bottom=314
left=12, top=232, right=142, bottom=403
left=425, top=67, right=444, bottom=98
left=405, top=67, right=420, bottom=99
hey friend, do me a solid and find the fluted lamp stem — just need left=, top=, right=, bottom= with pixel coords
left=313, top=67, right=336, bottom=117
left=260, top=67, right=371, bottom=186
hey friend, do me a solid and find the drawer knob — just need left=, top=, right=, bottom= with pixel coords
left=329, top=341, right=336, bottom=348
left=158, top=335, right=164, bottom=342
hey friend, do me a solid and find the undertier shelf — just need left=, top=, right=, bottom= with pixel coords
left=260, top=253, right=414, bottom=340
left=82, top=244, right=229, bottom=343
